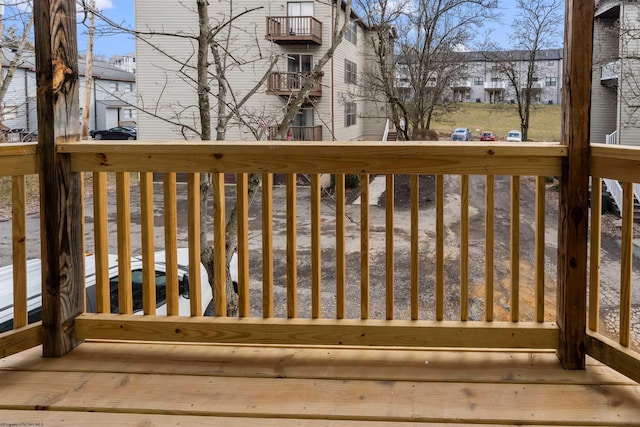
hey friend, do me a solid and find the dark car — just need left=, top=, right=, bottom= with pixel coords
left=90, top=126, right=137, bottom=140
left=480, top=131, right=496, bottom=141
left=450, top=128, right=472, bottom=141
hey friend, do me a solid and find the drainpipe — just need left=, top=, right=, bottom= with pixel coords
left=331, top=2, right=334, bottom=141
left=93, top=78, right=98, bottom=129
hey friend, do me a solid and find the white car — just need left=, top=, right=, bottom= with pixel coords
left=0, top=248, right=238, bottom=333
left=506, top=130, right=522, bottom=142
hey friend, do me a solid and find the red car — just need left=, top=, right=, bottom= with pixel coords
left=480, top=131, right=496, bottom=141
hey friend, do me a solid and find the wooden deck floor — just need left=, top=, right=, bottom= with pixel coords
left=0, top=342, right=639, bottom=426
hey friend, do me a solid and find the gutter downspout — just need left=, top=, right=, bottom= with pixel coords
left=93, top=78, right=98, bottom=130
left=24, top=70, right=29, bottom=132
left=331, top=2, right=335, bottom=141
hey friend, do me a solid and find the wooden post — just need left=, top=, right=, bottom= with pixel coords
left=557, top=0, right=594, bottom=369
left=34, top=0, right=83, bottom=356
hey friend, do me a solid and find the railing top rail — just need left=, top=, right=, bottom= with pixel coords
left=591, top=142, right=640, bottom=160
left=57, top=141, right=565, bottom=176
left=0, top=142, right=37, bottom=157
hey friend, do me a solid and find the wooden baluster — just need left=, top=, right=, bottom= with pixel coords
left=588, top=177, right=602, bottom=332
left=485, top=175, right=495, bottom=321
left=535, top=176, right=546, bottom=322
left=187, top=173, right=201, bottom=316
left=360, top=173, right=370, bottom=320
left=287, top=173, right=297, bottom=318
left=164, top=173, right=179, bottom=316
left=511, top=176, right=520, bottom=322
left=237, top=173, right=250, bottom=317
left=117, top=172, right=132, bottom=314
left=460, top=175, right=469, bottom=321
left=411, top=175, right=420, bottom=320
left=336, top=174, right=346, bottom=319
left=141, top=172, right=156, bottom=315
left=12, top=176, right=27, bottom=328
left=212, top=172, right=226, bottom=317
left=311, top=174, right=322, bottom=319
left=386, top=174, right=394, bottom=320
left=436, top=175, right=444, bottom=321
left=93, top=172, right=109, bottom=313
left=620, top=182, right=634, bottom=347
left=262, top=173, right=274, bottom=318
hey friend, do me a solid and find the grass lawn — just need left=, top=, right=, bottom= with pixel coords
left=430, top=102, right=561, bottom=142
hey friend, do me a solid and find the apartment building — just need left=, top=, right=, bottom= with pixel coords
left=110, top=53, right=137, bottom=74
left=591, top=0, right=640, bottom=146
left=135, top=0, right=392, bottom=141
left=396, top=49, right=563, bottom=106
left=0, top=48, right=136, bottom=140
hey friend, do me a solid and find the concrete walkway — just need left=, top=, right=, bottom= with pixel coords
left=352, top=175, right=386, bottom=205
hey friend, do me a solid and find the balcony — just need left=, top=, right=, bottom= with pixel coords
left=601, top=60, right=619, bottom=87
left=265, top=16, right=322, bottom=45
left=2, top=140, right=640, bottom=424
left=1, top=2, right=640, bottom=425
left=522, top=80, right=544, bottom=90
left=450, top=80, right=472, bottom=89
left=484, top=81, right=507, bottom=90
left=267, top=72, right=322, bottom=97
left=268, top=125, right=322, bottom=141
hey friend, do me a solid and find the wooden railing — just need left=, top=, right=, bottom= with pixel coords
left=265, top=16, right=322, bottom=45
left=51, top=141, right=565, bottom=349
left=0, top=142, right=42, bottom=358
left=2, top=140, right=639, bottom=383
left=267, top=72, right=322, bottom=97
left=268, top=125, right=322, bottom=141
left=588, top=143, right=640, bottom=382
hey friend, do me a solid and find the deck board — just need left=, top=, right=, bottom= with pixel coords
left=0, top=342, right=638, bottom=426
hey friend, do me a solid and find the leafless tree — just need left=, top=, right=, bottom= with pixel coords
left=359, top=0, right=497, bottom=140
left=488, top=0, right=563, bottom=141
left=91, top=0, right=353, bottom=315
left=0, top=1, right=34, bottom=141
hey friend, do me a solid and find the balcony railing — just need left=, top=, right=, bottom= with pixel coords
left=484, top=81, right=507, bottom=90
left=450, top=80, right=472, bottom=89
left=601, top=60, right=620, bottom=84
left=268, top=125, right=322, bottom=141
left=267, top=72, right=322, bottom=97
left=265, top=16, right=322, bottom=45
left=1, top=140, right=639, bottom=385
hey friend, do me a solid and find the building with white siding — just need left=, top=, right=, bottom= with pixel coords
left=0, top=49, right=137, bottom=140
left=590, top=0, right=640, bottom=146
left=396, top=49, right=563, bottom=106
left=134, top=0, right=392, bottom=142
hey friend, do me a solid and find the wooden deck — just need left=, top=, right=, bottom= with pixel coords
left=0, top=342, right=639, bottom=426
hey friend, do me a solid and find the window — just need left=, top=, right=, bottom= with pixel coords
left=345, top=102, right=357, bottom=127
left=545, top=77, right=557, bottom=87
left=124, top=83, right=134, bottom=92
left=345, top=59, right=357, bottom=84
left=473, top=77, right=483, bottom=85
left=346, top=20, right=357, bottom=45
left=109, top=82, right=119, bottom=91
left=123, top=109, right=135, bottom=120
left=548, top=61, right=554, bottom=66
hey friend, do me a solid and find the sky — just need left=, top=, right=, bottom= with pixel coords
left=82, top=1, right=559, bottom=59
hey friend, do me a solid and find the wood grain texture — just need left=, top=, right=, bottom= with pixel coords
left=0, top=323, right=42, bottom=358
left=385, top=174, right=394, bottom=320
left=436, top=175, right=444, bottom=321
left=261, top=173, right=274, bottom=318
left=1, top=341, right=639, bottom=426
left=620, top=182, right=633, bottom=347
left=588, top=177, right=602, bottom=332
left=116, top=173, right=132, bottom=315
left=60, top=142, right=565, bottom=176
left=212, top=172, right=226, bottom=317
left=511, top=176, right=520, bottom=322
left=460, top=175, right=469, bottom=321
left=411, top=175, right=419, bottom=321
left=485, top=175, right=494, bottom=322
left=286, top=174, right=297, bottom=318
left=336, top=174, right=346, bottom=319
left=535, top=177, right=545, bottom=322
left=0, top=146, right=38, bottom=175
left=557, top=0, right=593, bottom=369
left=188, top=173, right=201, bottom=316
left=140, top=172, right=156, bottom=315
left=360, top=174, right=370, bottom=320
left=75, top=314, right=559, bottom=349
left=586, top=331, right=640, bottom=385
left=163, top=173, right=179, bottom=316
left=311, top=174, right=321, bottom=319
left=236, top=173, right=250, bottom=317
left=35, top=0, right=84, bottom=357
left=93, top=172, right=109, bottom=313
left=11, top=176, right=27, bottom=329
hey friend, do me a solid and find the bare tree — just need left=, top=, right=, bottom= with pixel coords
left=488, top=0, right=563, bottom=141
left=359, top=0, right=497, bottom=140
left=92, top=0, right=353, bottom=315
left=0, top=1, right=34, bottom=141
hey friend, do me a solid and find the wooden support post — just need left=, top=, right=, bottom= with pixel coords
left=34, top=0, right=83, bottom=356
left=557, top=0, right=594, bottom=369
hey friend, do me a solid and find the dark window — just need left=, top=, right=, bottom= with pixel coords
left=345, top=59, right=357, bottom=84
left=345, top=102, right=357, bottom=127
left=109, top=269, right=167, bottom=313
left=346, top=21, right=357, bottom=45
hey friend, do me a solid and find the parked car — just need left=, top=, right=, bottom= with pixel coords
left=0, top=248, right=238, bottom=333
left=90, top=126, right=137, bottom=140
left=506, top=130, right=522, bottom=142
left=450, top=128, right=472, bottom=141
left=480, top=131, right=496, bottom=142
